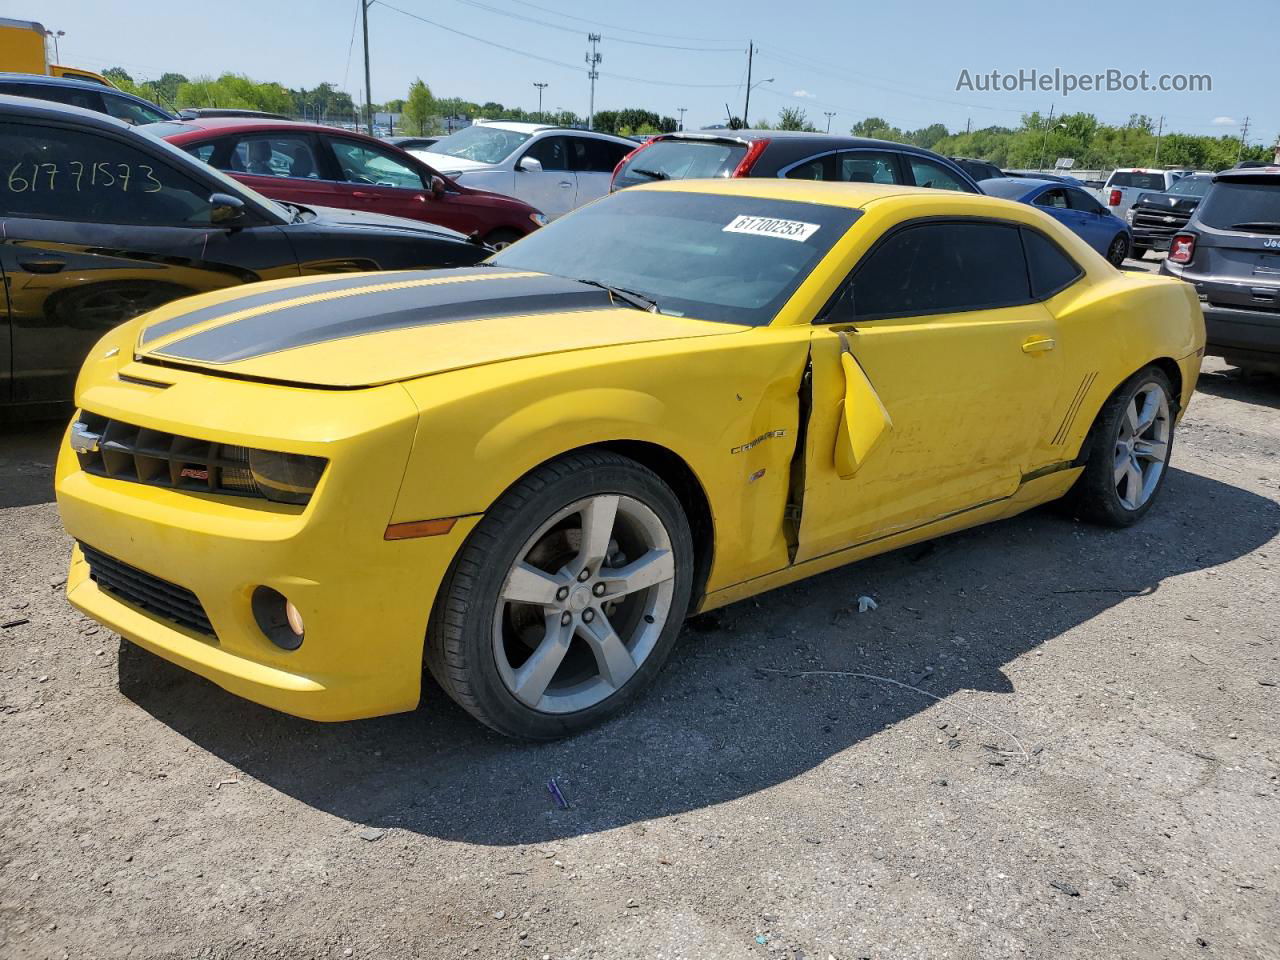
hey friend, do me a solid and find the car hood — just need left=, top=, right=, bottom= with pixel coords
left=413, top=153, right=495, bottom=175
left=305, top=204, right=473, bottom=242
left=1131, top=192, right=1202, bottom=214
left=130, top=268, right=742, bottom=388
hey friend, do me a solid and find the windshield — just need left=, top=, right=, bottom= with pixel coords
left=488, top=190, right=860, bottom=326
left=1167, top=176, right=1212, bottom=197
left=137, top=124, right=293, bottom=222
left=426, top=125, right=533, bottom=164
left=614, top=139, right=748, bottom=190
left=1196, top=179, right=1280, bottom=230
left=977, top=178, right=1037, bottom=199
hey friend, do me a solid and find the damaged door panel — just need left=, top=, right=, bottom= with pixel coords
left=795, top=307, right=1063, bottom=565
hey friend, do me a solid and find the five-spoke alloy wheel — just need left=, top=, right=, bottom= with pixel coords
left=426, top=451, right=694, bottom=739
left=1070, top=365, right=1176, bottom=526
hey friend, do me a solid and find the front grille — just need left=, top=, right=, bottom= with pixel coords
left=73, top=412, right=265, bottom=500
left=1132, top=207, right=1192, bottom=235
left=79, top=542, right=216, bottom=638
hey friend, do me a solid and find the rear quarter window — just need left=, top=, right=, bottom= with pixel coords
left=614, top=139, right=747, bottom=188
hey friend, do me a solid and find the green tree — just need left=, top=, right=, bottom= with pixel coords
left=778, top=106, right=815, bottom=131
left=401, top=79, right=438, bottom=136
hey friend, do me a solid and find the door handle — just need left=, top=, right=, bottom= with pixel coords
left=351, top=191, right=381, bottom=199
left=1021, top=336, right=1056, bottom=354
left=18, top=258, right=65, bottom=274
left=558, top=180, right=573, bottom=188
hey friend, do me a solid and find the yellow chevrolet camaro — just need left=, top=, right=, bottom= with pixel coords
left=56, top=179, right=1205, bottom=738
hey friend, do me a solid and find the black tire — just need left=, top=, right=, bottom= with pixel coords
left=1106, top=233, right=1130, bottom=267
left=1067, top=366, right=1175, bottom=527
left=1133, top=244, right=1151, bottom=260
left=483, top=228, right=524, bottom=251
left=425, top=450, right=695, bottom=739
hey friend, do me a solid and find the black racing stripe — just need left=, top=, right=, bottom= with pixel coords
left=155, top=273, right=615, bottom=364
left=139, top=267, right=498, bottom=344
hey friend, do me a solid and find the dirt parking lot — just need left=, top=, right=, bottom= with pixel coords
left=2, top=346, right=1278, bottom=959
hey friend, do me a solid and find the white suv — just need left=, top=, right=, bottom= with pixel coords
left=411, top=121, right=636, bottom=219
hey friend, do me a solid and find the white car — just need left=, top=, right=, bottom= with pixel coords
left=411, top=121, right=636, bottom=219
left=1098, top=168, right=1192, bottom=222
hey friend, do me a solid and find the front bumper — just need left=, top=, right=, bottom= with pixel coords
left=56, top=360, right=475, bottom=722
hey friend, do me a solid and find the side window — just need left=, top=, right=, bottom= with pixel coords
left=522, top=135, right=570, bottom=172
left=837, top=151, right=901, bottom=184
left=229, top=135, right=321, bottom=180
left=327, top=139, right=425, bottom=189
left=1021, top=228, right=1083, bottom=298
left=13, top=82, right=104, bottom=114
left=0, top=121, right=214, bottom=225
left=908, top=157, right=971, bottom=193
left=785, top=155, right=831, bottom=181
left=1066, top=187, right=1103, bottom=214
left=578, top=137, right=629, bottom=173
left=1034, top=188, right=1069, bottom=209
left=850, top=221, right=1030, bottom=319
left=184, top=142, right=217, bottom=164
left=103, top=95, right=170, bottom=126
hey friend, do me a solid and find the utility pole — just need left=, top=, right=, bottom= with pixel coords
left=533, top=82, right=548, bottom=122
left=742, top=40, right=754, bottom=127
left=677, top=106, right=687, bottom=131
left=585, top=34, right=601, bottom=130
left=361, top=0, right=373, bottom=135
left=1153, top=114, right=1165, bottom=165
left=1238, top=116, right=1251, bottom=162
left=965, top=117, right=971, bottom=134
left=1037, top=104, right=1056, bottom=171
left=823, top=111, right=835, bottom=133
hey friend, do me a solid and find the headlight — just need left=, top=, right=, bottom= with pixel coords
left=248, top=450, right=327, bottom=505
left=1126, top=208, right=1136, bottom=223
left=530, top=212, right=548, bottom=227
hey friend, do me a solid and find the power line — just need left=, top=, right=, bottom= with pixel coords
left=502, top=0, right=743, bottom=44
left=373, top=1, right=741, bottom=89
left=448, top=0, right=741, bottom=52
left=342, top=0, right=361, bottom=90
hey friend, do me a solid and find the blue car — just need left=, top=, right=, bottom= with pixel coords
left=980, top=177, right=1132, bottom=266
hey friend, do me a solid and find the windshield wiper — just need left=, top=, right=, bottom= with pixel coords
left=628, top=167, right=669, bottom=181
left=1229, top=221, right=1280, bottom=233
left=576, top=278, right=659, bottom=312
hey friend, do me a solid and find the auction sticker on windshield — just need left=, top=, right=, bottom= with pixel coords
left=723, top=214, right=820, bottom=242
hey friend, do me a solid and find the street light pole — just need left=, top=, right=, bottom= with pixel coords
left=533, top=82, right=548, bottom=122
left=677, top=107, right=687, bottom=131
left=824, top=111, right=835, bottom=133
left=361, top=0, right=373, bottom=135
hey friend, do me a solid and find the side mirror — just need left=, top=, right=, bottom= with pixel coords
left=210, top=192, right=246, bottom=226
left=430, top=174, right=446, bottom=198
left=822, top=283, right=857, bottom=325
left=517, top=156, right=543, bottom=174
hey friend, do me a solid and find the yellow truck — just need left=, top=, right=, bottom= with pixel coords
left=0, top=17, right=113, bottom=86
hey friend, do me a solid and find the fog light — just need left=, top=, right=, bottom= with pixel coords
left=252, top=586, right=304, bottom=650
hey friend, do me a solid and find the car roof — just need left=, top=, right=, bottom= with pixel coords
left=158, top=117, right=375, bottom=139
left=0, top=72, right=166, bottom=109
left=1213, top=166, right=1280, bottom=181
left=469, top=119, right=633, bottom=142
left=0, top=91, right=135, bottom=130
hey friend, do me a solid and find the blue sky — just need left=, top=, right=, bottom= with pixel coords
left=22, top=0, right=1279, bottom=142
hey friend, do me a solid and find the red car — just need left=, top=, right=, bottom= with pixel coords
left=149, top=118, right=546, bottom=248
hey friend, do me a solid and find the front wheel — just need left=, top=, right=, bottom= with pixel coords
left=425, top=451, right=694, bottom=739
left=1106, top=233, right=1131, bottom=267
left=1068, top=366, right=1175, bottom=526
left=483, top=228, right=524, bottom=251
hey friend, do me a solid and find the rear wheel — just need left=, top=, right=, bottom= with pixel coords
left=425, top=451, right=694, bottom=739
left=1106, top=233, right=1131, bottom=267
left=1068, top=366, right=1175, bottom=527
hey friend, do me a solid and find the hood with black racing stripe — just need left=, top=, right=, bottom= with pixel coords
left=130, top=268, right=744, bottom=388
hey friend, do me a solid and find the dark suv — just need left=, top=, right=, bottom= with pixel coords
left=1161, top=167, right=1280, bottom=372
left=611, top=131, right=981, bottom=194
left=1130, top=173, right=1213, bottom=258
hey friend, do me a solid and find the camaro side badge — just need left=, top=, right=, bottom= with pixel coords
left=731, top=429, right=786, bottom=454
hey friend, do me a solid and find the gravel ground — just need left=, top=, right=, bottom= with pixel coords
left=2, top=341, right=1278, bottom=958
